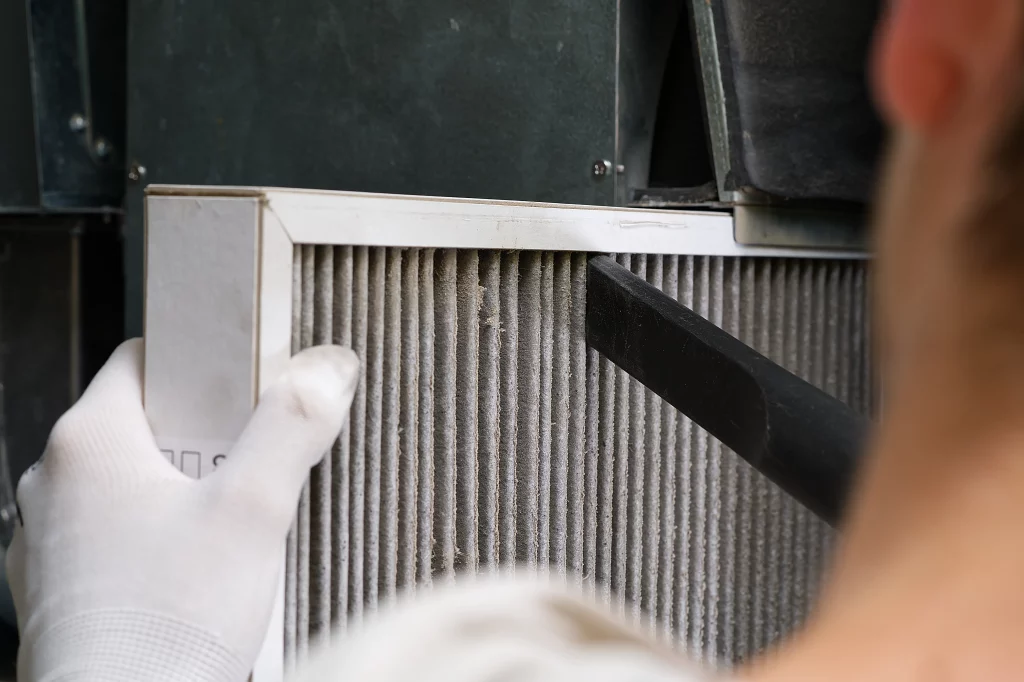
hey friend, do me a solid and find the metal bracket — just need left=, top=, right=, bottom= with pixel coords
left=585, top=256, right=866, bottom=524
left=688, top=0, right=734, bottom=202
left=734, top=205, right=869, bottom=252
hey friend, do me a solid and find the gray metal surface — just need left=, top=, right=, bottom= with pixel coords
left=734, top=206, right=869, bottom=252
left=127, top=0, right=618, bottom=204
left=0, top=217, right=123, bottom=487
left=616, top=0, right=682, bottom=205
left=716, top=0, right=883, bottom=202
left=0, top=223, right=75, bottom=485
left=0, top=0, right=126, bottom=212
left=681, top=0, right=884, bottom=205
left=287, top=246, right=872, bottom=670
left=0, top=0, right=42, bottom=209
left=689, top=0, right=737, bottom=203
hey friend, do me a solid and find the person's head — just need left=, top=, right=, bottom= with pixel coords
left=870, top=0, right=1024, bottom=387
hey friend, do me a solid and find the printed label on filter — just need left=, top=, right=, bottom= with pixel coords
left=155, top=438, right=235, bottom=479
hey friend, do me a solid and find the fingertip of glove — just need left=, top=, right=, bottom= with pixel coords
left=275, top=345, right=360, bottom=431
left=80, top=338, right=144, bottom=402
left=292, top=345, right=359, bottom=381
left=107, top=338, right=144, bottom=372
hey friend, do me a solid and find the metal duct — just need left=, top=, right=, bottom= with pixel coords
left=286, top=246, right=871, bottom=671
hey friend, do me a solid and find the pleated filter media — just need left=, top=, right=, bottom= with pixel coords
left=285, top=246, right=872, bottom=670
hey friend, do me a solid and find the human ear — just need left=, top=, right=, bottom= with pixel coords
left=871, top=0, right=1020, bottom=131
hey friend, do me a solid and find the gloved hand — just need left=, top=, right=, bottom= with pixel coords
left=293, top=575, right=709, bottom=682
left=7, top=339, right=358, bottom=682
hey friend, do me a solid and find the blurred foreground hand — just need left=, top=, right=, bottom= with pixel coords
left=293, top=575, right=708, bottom=682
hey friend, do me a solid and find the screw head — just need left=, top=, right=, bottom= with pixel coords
left=128, top=162, right=147, bottom=182
left=592, top=159, right=612, bottom=179
left=68, top=113, right=87, bottom=132
left=93, top=138, right=111, bottom=158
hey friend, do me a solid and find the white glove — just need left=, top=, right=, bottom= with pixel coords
left=293, top=574, right=712, bottom=682
left=7, top=339, right=358, bottom=682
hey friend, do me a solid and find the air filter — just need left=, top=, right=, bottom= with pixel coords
left=143, top=186, right=871, bottom=681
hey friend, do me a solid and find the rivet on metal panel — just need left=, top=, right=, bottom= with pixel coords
left=128, top=162, right=147, bottom=182
left=93, top=138, right=111, bottom=159
left=591, top=159, right=612, bottom=179
left=68, top=113, right=88, bottom=132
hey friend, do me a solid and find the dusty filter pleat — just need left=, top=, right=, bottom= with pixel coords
left=850, top=265, right=867, bottom=415
left=347, top=247, right=369, bottom=627
left=566, top=254, right=588, bottom=579
left=687, top=256, right=710, bottom=657
left=416, top=251, right=436, bottom=585
left=641, top=256, right=664, bottom=635
left=583, top=339, right=600, bottom=596
left=715, top=257, right=738, bottom=662
left=609, top=253, right=631, bottom=614
left=296, top=245, right=315, bottom=658
left=379, top=250, right=403, bottom=601
left=626, top=255, right=648, bottom=621
left=674, top=256, right=695, bottom=646
left=748, top=258, right=771, bottom=656
left=781, top=262, right=802, bottom=636
left=549, top=253, right=573, bottom=576
left=537, top=253, right=555, bottom=570
left=839, top=264, right=855, bottom=408
left=733, top=259, right=757, bottom=663
left=331, top=246, right=354, bottom=631
left=656, top=255, right=680, bottom=644
left=703, top=257, right=724, bottom=662
left=309, top=246, right=334, bottom=647
left=455, top=251, right=480, bottom=572
left=723, top=258, right=744, bottom=659
left=362, top=249, right=386, bottom=611
left=760, top=263, right=781, bottom=634
left=596, top=351, right=616, bottom=602
left=397, top=249, right=420, bottom=591
left=824, top=264, right=841, bottom=401
left=477, top=253, right=501, bottom=571
left=822, top=264, right=847, bottom=574
left=516, top=253, right=542, bottom=568
left=794, top=260, right=816, bottom=629
left=433, top=251, right=458, bottom=579
left=765, top=260, right=788, bottom=649
left=496, top=252, right=519, bottom=568
left=806, top=264, right=828, bottom=607
left=858, top=265, right=874, bottom=415
left=288, top=247, right=871, bottom=668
